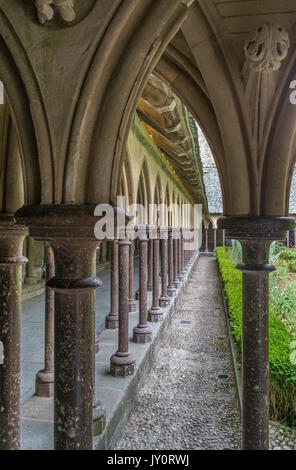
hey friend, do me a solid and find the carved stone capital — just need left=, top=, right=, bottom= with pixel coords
left=244, top=23, right=290, bottom=72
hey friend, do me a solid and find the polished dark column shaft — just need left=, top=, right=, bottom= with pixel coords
left=205, top=228, right=209, bottom=252
left=0, top=216, right=27, bottom=450
left=218, top=215, right=295, bottom=450
left=222, top=229, right=226, bottom=247
left=128, top=240, right=137, bottom=312
left=110, top=239, right=135, bottom=377
left=177, top=236, right=183, bottom=281
left=49, top=239, right=100, bottom=450
left=36, top=243, right=55, bottom=397
left=148, top=229, right=163, bottom=322
left=105, top=240, right=119, bottom=329
left=173, top=233, right=180, bottom=288
left=147, top=238, right=153, bottom=292
left=167, top=228, right=176, bottom=297
left=133, top=233, right=152, bottom=342
left=239, top=239, right=272, bottom=450
left=159, top=231, right=170, bottom=307
left=213, top=229, right=217, bottom=251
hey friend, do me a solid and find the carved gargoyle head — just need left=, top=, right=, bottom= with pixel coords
left=35, top=0, right=76, bottom=24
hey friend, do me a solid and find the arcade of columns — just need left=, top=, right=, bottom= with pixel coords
left=1, top=0, right=296, bottom=451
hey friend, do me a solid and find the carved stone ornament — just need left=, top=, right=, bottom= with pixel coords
left=35, top=0, right=76, bottom=24
left=244, top=23, right=290, bottom=72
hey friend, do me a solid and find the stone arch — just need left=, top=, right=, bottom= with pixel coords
left=0, top=35, right=41, bottom=205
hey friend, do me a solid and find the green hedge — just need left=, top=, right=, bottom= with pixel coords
left=216, top=247, right=296, bottom=427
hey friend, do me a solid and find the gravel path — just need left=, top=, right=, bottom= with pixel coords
left=114, top=257, right=296, bottom=450
left=114, top=257, right=241, bottom=450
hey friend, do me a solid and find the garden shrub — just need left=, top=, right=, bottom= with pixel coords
left=216, top=247, right=296, bottom=427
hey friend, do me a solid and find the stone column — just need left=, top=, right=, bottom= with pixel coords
left=286, top=231, right=290, bottom=248
left=177, top=236, right=183, bottom=281
left=223, top=229, right=226, bottom=247
left=128, top=240, right=137, bottom=312
left=25, top=237, right=44, bottom=284
left=0, top=215, right=27, bottom=450
left=133, top=229, right=152, bottom=342
left=159, top=228, right=170, bottom=307
left=213, top=229, right=217, bottom=251
left=181, top=229, right=186, bottom=274
left=16, top=205, right=103, bottom=451
left=35, top=243, right=55, bottom=397
left=147, top=237, right=153, bottom=292
left=218, top=216, right=295, bottom=450
left=105, top=240, right=119, bottom=329
left=205, top=228, right=209, bottom=252
left=167, top=228, right=176, bottom=297
left=173, top=230, right=180, bottom=288
left=110, top=239, right=136, bottom=377
left=148, top=227, right=163, bottom=322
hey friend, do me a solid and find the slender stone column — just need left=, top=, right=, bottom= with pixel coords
left=159, top=228, right=170, bottom=307
left=177, top=235, right=184, bottom=281
left=205, top=228, right=209, bottom=252
left=0, top=215, right=27, bottom=450
left=167, top=228, right=176, bottom=297
left=133, top=229, right=152, bottom=342
left=218, top=215, right=295, bottom=450
left=181, top=229, right=186, bottom=275
left=223, top=229, right=226, bottom=247
left=148, top=227, right=163, bottom=322
left=213, top=229, right=217, bottom=251
left=173, top=229, right=180, bottom=288
left=16, top=205, right=104, bottom=451
left=110, top=239, right=136, bottom=377
left=286, top=231, right=290, bottom=248
left=128, top=240, right=137, bottom=312
left=147, top=238, right=153, bottom=292
left=105, top=240, right=119, bottom=329
left=36, top=243, right=55, bottom=397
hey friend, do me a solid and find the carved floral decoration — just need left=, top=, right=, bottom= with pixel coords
left=35, top=0, right=76, bottom=24
left=244, top=23, right=290, bottom=72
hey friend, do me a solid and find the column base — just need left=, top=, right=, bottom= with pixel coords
left=128, top=300, right=137, bottom=312
left=110, top=353, right=136, bottom=378
left=174, top=279, right=181, bottom=288
left=105, top=314, right=119, bottom=329
left=95, top=335, right=101, bottom=354
left=159, top=296, right=170, bottom=307
left=92, top=400, right=106, bottom=436
left=35, top=369, right=54, bottom=398
left=133, top=325, right=152, bottom=343
left=167, top=286, right=176, bottom=297
left=147, top=284, right=153, bottom=292
left=148, top=307, right=163, bottom=322
left=135, top=289, right=140, bottom=300
left=177, top=274, right=184, bottom=281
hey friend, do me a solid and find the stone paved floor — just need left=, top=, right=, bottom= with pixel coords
left=114, top=257, right=242, bottom=450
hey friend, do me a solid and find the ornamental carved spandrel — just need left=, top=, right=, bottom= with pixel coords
left=35, top=0, right=76, bottom=24
left=242, top=23, right=291, bottom=150
left=244, top=23, right=290, bottom=73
